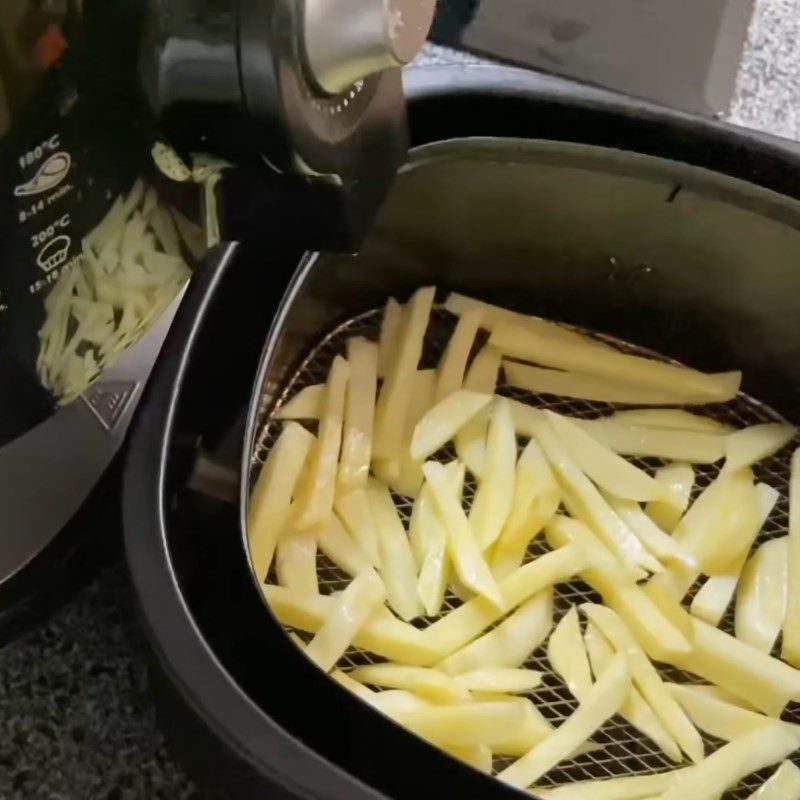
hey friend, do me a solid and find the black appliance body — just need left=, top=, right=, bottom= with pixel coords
left=124, top=64, right=800, bottom=799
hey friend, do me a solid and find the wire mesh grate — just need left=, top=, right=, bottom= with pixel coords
left=251, top=305, right=799, bottom=796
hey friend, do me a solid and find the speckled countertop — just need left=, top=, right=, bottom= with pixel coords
left=2, top=3, right=800, bottom=798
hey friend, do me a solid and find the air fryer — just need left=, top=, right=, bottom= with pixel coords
left=0, top=0, right=435, bottom=637
left=123, top=64, right=800, bottom=799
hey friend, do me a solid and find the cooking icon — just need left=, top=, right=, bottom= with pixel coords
left=36, top=234, right=71, bottom=272
left=14, top=151, right=71, bottom=197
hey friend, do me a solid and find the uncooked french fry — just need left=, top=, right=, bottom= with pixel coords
left=497, top=653, right=630, bottom=789
left=423, top=461, right=502, bottom=607
left=610, top=408, right=733, bottom=433
left=275, top=531, right=318, bottom=594
left=437, top=589, right=553, bottom=675
left=783, top=448, right=800, bottom=667
left=575, top=418, right=726, bottom=463
left=504, top=360, right=700, bottom=405
left=392, top=702, right=525, bottom=747
left=491, top=439, right=561, bottom=580
left=725, top=423, right=796, bottom=473
left=584, top=621, right=681, bottom=763
left=338, top=337, right=378, bottom=492
left=735, top=535, right=788, bottom=653
left=483, top=694, right=554, bottom=756
left=747, top=761, right=800, bottom=800
left=349, top=663, right=471, bottom=704
left=582, top=603, right=703, bottom=763
left=377, top=296, right=403, bottom=377
left=411, top=389, right=492, bottom=462
left=422, top=546, right=584, bottom=657
left=677, top=683, right=758, bottom=710
left=659, top=725, right=799, bottom=800
left=645, top=463, right=695, bottom=532
left=548, top=606, right=592, bottom=699
left=535, top=770, right=688, bottom=800
left=436, top=307, right=482, bottom=401
left=373, top=286, right=435, bottom=460
left=454, top=346, right=501, bottom=478
left=367, top=479, right=423, bottom=621
left=534, top=419, right=662, bottom=575
left=263, top=586, right=441, bottom=665
left=316, top=515, right=372, bottom=577
left=274, top=383, right=324, bottom=420
left=304, top=570, right=386, bottom=672
left=441, top=744, right=493, bottom=774
left=334, top=488, right=381, bottom=568
left=469, top=399, right=517, bottom=550
left=248, top=422, right=315, bottom=580
left=490, top=320, right=741, bottom=401
left=454, top=668, right=543, bottom=694
left=295, top=356, right=349, bottom=530
left=331, top=669, right=376, bottom=701
left=547, top=411, right=667, bottom=502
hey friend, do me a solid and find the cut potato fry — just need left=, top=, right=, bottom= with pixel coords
left=422, top=545, right=584, bottom=657
left=667, top=682, right=795, bottom=741
left=546, top=516, right=692, bottom=661
left=423, top=460, right=502, bottom=607
left=274, top=384, right=324, bottom=420
left=334, top=489, right=381, bottom=569
left=304, top=570, right=385, bottom=672
left=582, top=603, right=704, bottom=763
left=454, top=668, right=543, bottom=694
left=725, top=423, right=796, bottom=473
left=436, top=307, right=482, bottom=401
left=747, top=760, right=800, bottom=800
left=373, top=286, right=435, bottom=460
left=575, top=418, right=726, bottom=463
left=534, top=419, right=662, bottom=575
left=497, top=653, right=630, bottom=789
left=610, top=408, right=733, bottom=433
left=469, top=399, right=517, bottom=550
left=392, top=701, right=525, bottom=747
left=490, top=320, right=741, bottom=401
left=659, top=725, right=799, bottom=800
left=366, top=479, right=424, bottom=621
left=483, top=694, right=555, bottom=756
left=349, top=663, right=471, bottom=704
left=454, top=346, right=501, bottom=478
left=316, top=515, right=372, bottom=577
left=338, top=337, right=378, bottom=492
left=584, top=621, right=681, bottom=763
left=263, top=586, right=441, bottom=665
left=675, top=616, right=800, bottom=716
left=646, top=463, right=695, bottom=533
left=248, top=422, right=315, bottom=580
left=535, top=770, right=689, bottom=800
left=548, top=606, right=592, bottom=699
left=677, top=683, right=758, bottom=710
left=295, top=356, right=349, bottom=530
left=547, top=411, right=667, bottom=502
left=275, top=531, right=318, bottom=594
left=491, top=439, right=561, bottom=580
left=411, top=389, right=492, bottom=462
left=377, top=296, right=403, bottom=377
left=441, top=744, right=493, bottom=774
left=437, top=589, right=553, bottom=675
left=783, top=449, right=800, bottom=667
left=735, top=535, right=788, bottom=653
left=331, top=669, right=376, bottom=701
left=503, top=360, right=700, bottom=405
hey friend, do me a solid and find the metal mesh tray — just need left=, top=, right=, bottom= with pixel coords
left=251, top=305, right=799, bottom=796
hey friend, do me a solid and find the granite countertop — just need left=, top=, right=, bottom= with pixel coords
left=2, top=3, right=800, bottom=798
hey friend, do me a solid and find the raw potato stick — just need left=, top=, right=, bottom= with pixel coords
left=469, top=399, right=517, bottom=550
left=441, top=744, right=493, bottom=774
left=725, top=423, right=796, bottom=473
left=487, top=695, right=555, bottom=756
left=349, top=664, right=471, bottom=704
left=535, top=770, right=689, bottom=800
left=295, top=356, right=349, bottom=530
left=497, top=652, right=630, bottom=789
left=435, top=307, right=482, bottom=401
left=334, top=488, right=381, bottom=569
left=646, top=463, right=695, bottom=532
left=377, top=297, right=403, bottom=377
left=610, top=408, right=732, bottom=433
left=747, top=761, right=800, bottom=800
left=454, top=668, right=543, bottom=694
left=315, top=515, right=372, bottom=577
left=305, top=570, right=386, bottom=672
left=247, top=422, right=315, bottom=580
left=783, top=448, right=800, bottom=666
left=547, top=606, right=592, bottom=698
left=436, top=589, right=553, bottom=675
left=275, top=531, right=318, bottom=595
left=338, top=337, right=378, bottom=492
left=659, top=725, right=799, bottom=800
left=490, top=320, right=741, bottom=401
left=373, top=286, right=435, bottom=460
left=411, top=390, right=492, bottom=462
left=275, top=384, right=324, bottom=420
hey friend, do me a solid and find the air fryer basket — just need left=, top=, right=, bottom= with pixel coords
left=243, top=137, right=800, bottom=796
